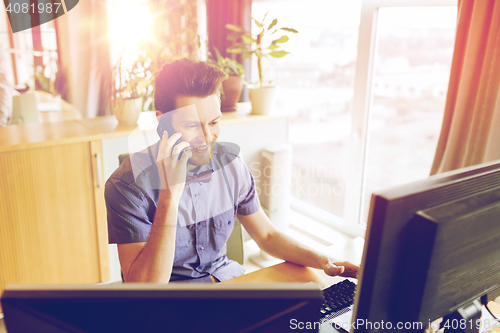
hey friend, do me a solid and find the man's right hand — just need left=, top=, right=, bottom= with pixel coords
left=156, top=130, right=192, bottom=202
left=121, top=130, right=186, bottom=283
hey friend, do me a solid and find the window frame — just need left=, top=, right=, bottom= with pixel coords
left=1, top=2, right=63, bottom=87
left=284, top=0, right=458, bottom=238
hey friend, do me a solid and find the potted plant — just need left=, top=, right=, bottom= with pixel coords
left=208, top=47, right=245, bottom=112
left=226, top=13, right=297, bottom=115
left=111, top=48, right=153, bottom=125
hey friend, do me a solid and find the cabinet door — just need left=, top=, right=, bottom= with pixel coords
left=0, top=141, right=109, bottom=301
left=90, top=140, right=110, bottom=282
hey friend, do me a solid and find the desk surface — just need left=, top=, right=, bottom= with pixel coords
left=223, top=262, right=500, bottom=331
left=222, top=261, right=346, bottom=289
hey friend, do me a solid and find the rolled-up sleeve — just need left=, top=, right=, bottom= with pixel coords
left=236, top=162, right=260, bottom=216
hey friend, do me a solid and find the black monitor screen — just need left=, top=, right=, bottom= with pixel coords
left=352, top=160, right=500, bottom=333
left=398, top=187, right=500, bottom=325
left=1, top=283, right=322, bottom=333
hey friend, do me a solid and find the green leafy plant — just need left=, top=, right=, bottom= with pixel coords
left=226, top=12, right=297, bottom=87
left=111, top=48, right=151, bottom=105
left=207, top=47, right=245, bottom=76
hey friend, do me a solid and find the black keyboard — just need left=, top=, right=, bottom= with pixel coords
left=320, top=279, right=356, bottom=320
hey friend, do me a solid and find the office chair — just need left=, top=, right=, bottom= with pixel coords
left=118, top=153, right=245, bottom=265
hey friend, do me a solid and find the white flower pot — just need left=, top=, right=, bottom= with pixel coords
left=113, top=97, right=142, bottom=125
left=249, top=85, right=277, bottom=115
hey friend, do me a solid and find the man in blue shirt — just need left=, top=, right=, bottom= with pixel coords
left=105, top=58, right=359, bottom=283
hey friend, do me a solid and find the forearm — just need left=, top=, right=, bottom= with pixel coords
left=257, top=230, right=329, bottom=270
left=125, top=191, right=178, bottom=283
left=239, top=209, right=358, bottom=277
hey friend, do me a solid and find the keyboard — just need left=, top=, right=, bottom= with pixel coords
left=320, top=279, right=356, bottom=321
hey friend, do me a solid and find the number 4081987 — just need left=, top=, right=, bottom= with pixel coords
left=6, top=2, right=63, bottom=14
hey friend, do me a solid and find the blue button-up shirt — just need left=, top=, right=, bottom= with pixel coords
left=105, top=141, right=260, bottom=282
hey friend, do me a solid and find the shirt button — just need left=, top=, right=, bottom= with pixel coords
left=199, top=246, right=205, bottom=252
left=194, top=193, right=199, bottom=197
left=228, top=220, right=231, bottom=225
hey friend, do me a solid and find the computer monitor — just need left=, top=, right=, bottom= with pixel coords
left=352, top=159, right=500, bottom=333
left=1, top=283, right=322, bottom=333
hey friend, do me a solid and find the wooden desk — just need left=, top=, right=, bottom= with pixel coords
left=222, top=261, right=348, bottom=289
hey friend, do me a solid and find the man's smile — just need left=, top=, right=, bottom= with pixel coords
left=192, top=145, right=209, bottom=153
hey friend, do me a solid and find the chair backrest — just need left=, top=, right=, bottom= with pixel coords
left=118, top=153, right=129, bottom=166
left=117, top=153, right=244, bottom=265
left=225, top=218, right=244, bottom=264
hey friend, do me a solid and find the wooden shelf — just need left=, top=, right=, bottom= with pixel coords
left=1, top=112, right=288, bottom=152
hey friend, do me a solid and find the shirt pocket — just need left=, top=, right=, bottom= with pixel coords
left=174, top=225, right=194, bottom=263
left=212, top=207, right=236, bottom=250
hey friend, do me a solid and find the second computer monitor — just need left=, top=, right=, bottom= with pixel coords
left=352, top=160, right=500, bottom=333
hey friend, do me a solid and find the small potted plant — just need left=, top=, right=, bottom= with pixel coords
left=111, top=48, right=152, bottom=125
left=226, top=13, right=297, bottom=115
left=208, top=47, right=245, bottom=112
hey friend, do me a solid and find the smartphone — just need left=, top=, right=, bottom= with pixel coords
left=157, top=114, right=186, bottom=160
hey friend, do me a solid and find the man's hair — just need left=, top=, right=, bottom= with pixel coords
left=154, top=58, right=228, bottom=114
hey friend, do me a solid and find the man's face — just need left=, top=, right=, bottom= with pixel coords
left=162, top=94, right=222, bottom=170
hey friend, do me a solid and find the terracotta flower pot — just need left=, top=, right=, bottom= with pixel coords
left=221, top=75, right=244, bottom=112
left=113, top=97, right=142, bottom=125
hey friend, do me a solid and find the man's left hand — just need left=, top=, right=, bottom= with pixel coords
left=323, top=259, right=359, bottom=278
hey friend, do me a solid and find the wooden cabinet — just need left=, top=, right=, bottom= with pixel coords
left=0, top=138, right=109, bottom=306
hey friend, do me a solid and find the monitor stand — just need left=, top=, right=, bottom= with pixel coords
left=441, top=299, right=482, bottom=333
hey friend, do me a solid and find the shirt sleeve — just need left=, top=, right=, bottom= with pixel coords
left=236, top=160, right=261, bottom=216
left=105, top=177, right=153, bottom=244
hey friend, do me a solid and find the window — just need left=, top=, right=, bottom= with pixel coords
left=252, top=0, right=458, bottom=236
left=106, top=0, right=208, bottom=65
left=252, top=0, right=361, bottom=223
left=105, top=0, right=207, bottom=107
left=361, top=5, right=457, bottom=223
left=106, top=0, right=152, bottom=65
left=0, top=4, right=59, bottom=90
